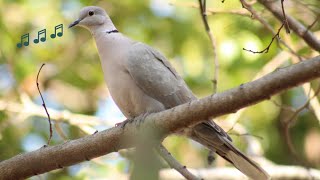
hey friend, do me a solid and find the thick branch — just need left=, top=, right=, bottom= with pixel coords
left=258, top=0, right=320, bottom=52
left=0, top=55, right=320, bottom=179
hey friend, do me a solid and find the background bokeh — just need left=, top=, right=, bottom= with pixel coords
left=0, top=0, right=319, bottom=179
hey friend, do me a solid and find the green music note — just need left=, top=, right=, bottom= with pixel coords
left=34, top=29, right=47, bottom=44
left=17, top=33, right=30, bottom=48
left=50, top=24, right=63, bottom=38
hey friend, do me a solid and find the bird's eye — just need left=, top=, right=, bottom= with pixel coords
left=89, top=11, right=94, bottom=16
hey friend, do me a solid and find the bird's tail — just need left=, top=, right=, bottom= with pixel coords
left=190, top=122, right=270, bottom=180
left=222, top=144, right=270, bottom=180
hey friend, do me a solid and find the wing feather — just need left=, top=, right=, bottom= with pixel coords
left=126, top=42, right=195, bottom=108
left=126, top=42, right=232, bottom=139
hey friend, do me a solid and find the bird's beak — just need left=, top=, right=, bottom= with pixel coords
left=68, top=20, right=80, bottom=28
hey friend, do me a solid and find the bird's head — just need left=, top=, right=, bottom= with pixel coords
left=69, top=6, right=115, bottom=33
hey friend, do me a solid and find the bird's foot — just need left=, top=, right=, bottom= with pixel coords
left=115, top=119, right=134, bottom=129
left=115, top=113, right=150, bottom=129
left=135, top=113, right=150, bottom=128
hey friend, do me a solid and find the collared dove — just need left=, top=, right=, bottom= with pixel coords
left=69, top=6, right=270, bottom=180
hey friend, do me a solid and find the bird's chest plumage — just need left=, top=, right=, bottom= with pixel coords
left=99, top=45, right=165, bottom=118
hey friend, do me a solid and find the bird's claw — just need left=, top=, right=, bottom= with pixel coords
left=135, top=113, right=150, bottom=128
left=115, top=113, right=150, bottom=129
left=115, top=119, right=133, bottom=129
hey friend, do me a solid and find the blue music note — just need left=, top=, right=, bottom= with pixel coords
left=17, top=33, right=30, bottom=48
left=50, top=24, right=63, bottom=39
left=34, top=29, right=46, bottom=44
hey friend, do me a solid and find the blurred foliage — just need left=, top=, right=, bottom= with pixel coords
left=0, top=0, right=320, bottom=179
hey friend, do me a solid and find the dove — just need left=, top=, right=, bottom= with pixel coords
left=69, top=6, right=270, bottom=180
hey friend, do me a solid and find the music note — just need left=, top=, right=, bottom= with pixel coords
left=50, top=24, right=63, bottom=39
left=17, top=33, right=30, bottom=48
left=34, top=29, right=46, bottom=44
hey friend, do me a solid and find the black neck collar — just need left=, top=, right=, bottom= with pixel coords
left=106, top=29, right=119, bottom=34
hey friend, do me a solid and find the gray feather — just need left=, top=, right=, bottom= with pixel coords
left=73, top=8, right=271, bottom=179
left=192, top=123, right=270, bottom=180
left=127, top=42, right=194, bottom=108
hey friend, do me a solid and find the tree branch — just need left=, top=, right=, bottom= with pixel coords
left=156, top=144, right=201, bottom=180
left=243, top=22, right=285, bottom=54
left=240, top=0, right=301, bottom=59
left=36, top=63, right=52, bottom=145
left=198, top=0, right=219, bottom=92
left=170, top=2, right=251, bottom=18
left=281, top=82, right=320, bottom=167
left=0, top=55, right=320, bottom=179
left=258, top=0, right=320, bottom=52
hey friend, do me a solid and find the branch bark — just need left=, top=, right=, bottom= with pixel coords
left=258, top=0, right=320, bottom=52
left=0, top=55, right=320, bottom=179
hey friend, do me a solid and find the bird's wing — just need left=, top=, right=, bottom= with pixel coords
left=126, top=42, right=232, bottom=140
left=126, top=42, right=195, bottom=108
left=126, top=42, right=269, bottom=180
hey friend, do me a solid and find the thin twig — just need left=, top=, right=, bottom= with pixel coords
left=293, top=0, right=320, bottom=15
left=281, top=83, right=320, bottom=166
left=156, top=144, right=201, bottom=180
left=227, top=117, right=241, bottom=133
left=280, top=0, right=290, bottom=34
left=239, top=0, right=301, bottom=59
left=301, top=83, right=320, bottom=125
left=229, top=132, right=264, bottom=140
left=0, top=97, right=101, bottom=135
left=243, top=22, right=285, bottom=54
left=36, top=63, right=53, bottom=145
left=227, top=120, right=264, bottom=140
left=225, top=51, right=290, bottom=155
left=305, top=14, right=320, bottom=34
left=198, top=0, right=219, bottom=93
left=270, top=99, right=295, bottom=112
left=285, top=83, right=320, bottom=130
left=170, top=2, right=251, bottom=18
left=257, top=0, right=320, bottom=52
left=54, top=123, right=68, bottom=140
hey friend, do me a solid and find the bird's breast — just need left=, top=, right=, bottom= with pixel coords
left=101, top=57, right=165, bottom=119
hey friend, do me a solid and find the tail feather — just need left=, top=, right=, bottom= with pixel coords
left=190, top=122, right=270, bottom=180
left=221, top=147, right=270, bottom=180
